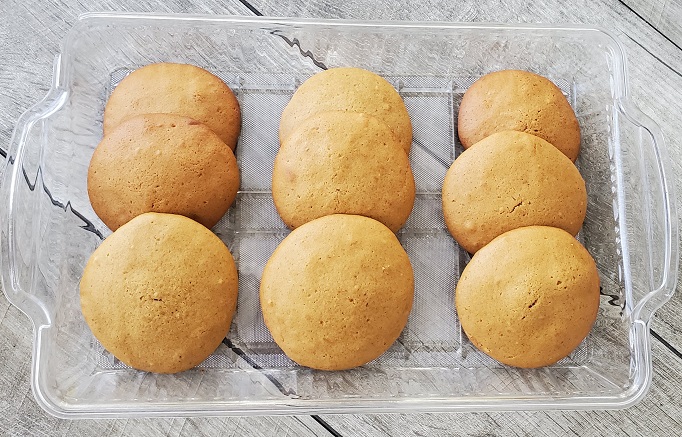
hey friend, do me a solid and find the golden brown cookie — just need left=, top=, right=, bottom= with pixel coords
left=442, top=130, right=586, bottom=254
left=273, top=111, right=415, bottom=232
left=458, top=69, right=581, bottom=161
left=80, top=212, right=239, bottom=374
left=103, top=62, right=241, bottom=150
left=260, top=214, right=414, bottom=370
left=88, top=113, right=240, bottom=231
left=455, top=225, right=600, bottom=368
left=279, top=67, right=412, bottom=154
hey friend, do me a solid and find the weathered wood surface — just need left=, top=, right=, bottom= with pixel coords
left=1, top=0, right=682, bottom=435
left=623, top=0, right=682, bottom=49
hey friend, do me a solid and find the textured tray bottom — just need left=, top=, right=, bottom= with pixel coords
left=93, top=71, right=591, bottom=371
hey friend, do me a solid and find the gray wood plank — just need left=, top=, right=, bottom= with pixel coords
left=622, top=0, right=682, bottom=49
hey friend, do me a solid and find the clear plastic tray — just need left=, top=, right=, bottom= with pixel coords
left=0, top=13, right=678, bottom=417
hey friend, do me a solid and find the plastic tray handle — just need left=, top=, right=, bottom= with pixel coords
left=619, top=99, right=679, bottom=324
left=0, top=55, right=67, bottom=327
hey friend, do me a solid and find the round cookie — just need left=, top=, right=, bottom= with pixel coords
left=88, top=113, right=240, bottom=231
left=80, top=212, right=239, bottom=374
left=260, top=214, right=414, bottom=370
left=442, top=130, right=586, bottom=254
left=455, top=225, right=600, bottom=368
left=458, top=69, right=581, bottom=161
left=273, top=111, right=415, bottom=232
left=103, top=62, right=241, bottom=150
left=279, top=67, right=413, bottom=154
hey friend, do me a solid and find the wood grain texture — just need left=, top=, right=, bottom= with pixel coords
left=1, top=0, right=682, bottom=436
left=622, top=0, right=682, bottom=49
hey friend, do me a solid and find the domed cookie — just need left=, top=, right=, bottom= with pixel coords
left=103, top=62, right=241, bottom=150
left=279, top=67, right=412, bottom=154
left=88, top=113, right=240, bottom=231
left=455, top=225, right=600, bottom=368
left=80, top=212, right=239, bottom=374
left=260, top=214, right=414, bottom=370
left=442, top=130, right=586, bottom=254
left=458, top=69, right=581, bottom=161
left=273, top=111, right=415, bottom=232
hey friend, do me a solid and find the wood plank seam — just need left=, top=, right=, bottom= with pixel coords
left=624, top=33, right=682, bottom=79
left=651, top=329, right=682, bottom=360
left=618, top=0, right=682, bottom=53
left=311, top=416, right=345, bottom=437
left=237, top=0, right=263, bottom=16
